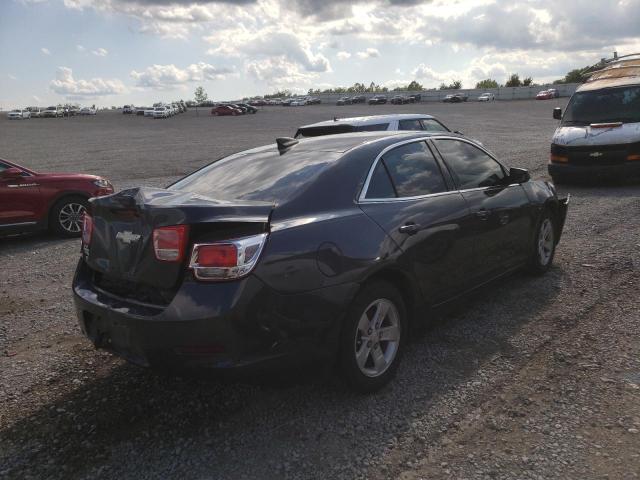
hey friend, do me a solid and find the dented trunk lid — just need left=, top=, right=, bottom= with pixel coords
left=85, top=187, right=273, bottom=291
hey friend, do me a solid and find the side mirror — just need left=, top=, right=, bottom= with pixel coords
left=553, top=107, right=562, bottom=120
left=508, top=167, right=530, bottom=184
left=1, top=167, right=23, bottom=179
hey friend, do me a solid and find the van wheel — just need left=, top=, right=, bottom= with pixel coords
left=50, top=196, right=88, bottom=237
left=340, top=281, right=406, bottom=393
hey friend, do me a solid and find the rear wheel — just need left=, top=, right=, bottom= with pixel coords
left=527, top=211, right=556, bottom=275
left=340, top=281, right=406, bottom=392
left=50, top=196, right=88, bottom=237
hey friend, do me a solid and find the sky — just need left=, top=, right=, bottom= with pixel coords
left=1, top=0, right=639, bottom=108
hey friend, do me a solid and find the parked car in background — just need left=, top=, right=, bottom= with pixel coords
left=536, top=90, right=554, bottom=100
left=144, top=107, right=155, bottom=117
left=306, top=97, right=321, bottom=105
left=211, top=105, right=242, bottom=116
left=27, top=107, right=42, bottom=118
left=408, top=94, right=421, bottom=103
left=351, top=95, right=367, bottom=104
left=236, top=103, right=258, bottom=114
left=136, top=107, right=146, bottom=116
left=390, top=95, right=410, bottom=105
left=73, top=131, right=568, bottom=392
left=478, top=93, right=495, bottom=102
left=281, top=98, right=293, bottom=106
left=368, top=95, right=388, bottom=105
left=153, top=106, right=169, bottom=118
left=295, top=114, right=451, bottom=138
left=443, top=93, right=468, bottom=103
left=7, top=109, right=31, bottom=120
left=0, top=158, right=113, bottom=237
left=290, top=98, right=307, bottom=106
left=337, top=97, right=352, bottom=106
left=123, top=105, right=135, bottom=114
left=549, top=53, right=640, bottom=183
left=547, top=88, right=559, bottom=98
left=248, top=99, right=266, bottom=107
left=42, top=106, right=63, bottom=118
left=79, top=107, right=97, bottom=115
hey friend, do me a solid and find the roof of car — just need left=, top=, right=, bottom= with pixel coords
left=299, top=114, right=438, bottom=129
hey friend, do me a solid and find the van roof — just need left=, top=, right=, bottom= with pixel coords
left=578, top=55, right=640, bottom=92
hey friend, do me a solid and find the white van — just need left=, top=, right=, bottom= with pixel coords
left=549, top=53, right=640, bottom=182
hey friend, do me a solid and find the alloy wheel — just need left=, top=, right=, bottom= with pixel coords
left=354, top=298, right=401, bottom=378
left=538, top=218, right=554, bottom=265
left=58, top=203, right=86, bottom=234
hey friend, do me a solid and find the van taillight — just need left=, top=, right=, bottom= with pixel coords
left=153, top=225, right=189, bottom=262
left=82, top=214, right=93, bottom=246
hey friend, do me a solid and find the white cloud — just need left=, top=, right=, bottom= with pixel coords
left=8, top=74, right=17, bottom=80
left=41, top=47, right=51, bottom=55
left=77, top=44, right=86, bottom=52
left=336, top=51, right=351, bottom=60
left=130, top=62, right=233, bottom=89
left=245, top=57, right=314, bottom=90
left=356, top=48, right=379, bottom=59
left=92, top=47, right=108, bottom=57
left=49, top=67, right=126, bottom=98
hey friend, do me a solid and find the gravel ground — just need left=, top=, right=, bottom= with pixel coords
left=0, top=100, right=639, bottom=480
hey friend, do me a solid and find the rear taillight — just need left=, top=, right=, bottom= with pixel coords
left=550, top=154, right=568, bottom=164
left=153, top=225, right=189, bottom=262
left=82, top=214, right=93, bottom=246
left=189, top=233, right=268, bottom=281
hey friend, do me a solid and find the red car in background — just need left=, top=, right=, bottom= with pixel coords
left=0, top=158, right=114, bottom=237
left=536, top=90, right=554, bottom=100
left=211, top=105, right=242, bottom=116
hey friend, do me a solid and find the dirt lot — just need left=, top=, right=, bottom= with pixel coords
left=1, top=101, right=639, bottom=480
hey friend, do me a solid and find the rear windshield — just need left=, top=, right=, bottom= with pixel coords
left=563, top=85, right=640, bottom=125
left=295, top=123, right=389, bottom=138
left=168, top=147, right=340, bottom=203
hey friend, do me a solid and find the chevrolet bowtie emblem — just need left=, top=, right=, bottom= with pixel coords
left=589, top=152, right=603, bottom=158
left=116, top=231, right=141, bottom=244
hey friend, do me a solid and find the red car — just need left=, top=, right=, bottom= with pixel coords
left=0, top=158, right=114, bottom=237
left=536, top=90, right=554, bottom=100
left=211, top=105, right=242, bottom=116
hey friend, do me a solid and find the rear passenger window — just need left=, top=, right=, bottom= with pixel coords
left=421, top=119, right=449, bottom=132
left=365, top=162, right=396, bottom=199
left=356, top=123, right=389, bottom=132
left=433, top=139, right=505, bottom=189
left=398, top=119, right=423, bottom=130
left=380, top=142, right=447, bottom=197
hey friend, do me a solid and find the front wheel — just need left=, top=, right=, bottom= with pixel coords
left=49, top=196, right=88, bottom=237
left=340, top=281, right=406, bottom=392
left=527, top=211, right=556, bottom=275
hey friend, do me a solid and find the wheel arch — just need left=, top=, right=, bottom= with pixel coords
left=45, top=191, right=91, bottom=228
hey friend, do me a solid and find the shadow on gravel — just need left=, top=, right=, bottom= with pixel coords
left=0, top=230, right=76, bottom=255
left=0, top=267, right=566, bottom=480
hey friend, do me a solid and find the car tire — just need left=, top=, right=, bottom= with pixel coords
left=49, top=195, right=88, bottom=238
left=527, top=210, right=556, bottom=275
left=339, top=281, right=407, bottom=393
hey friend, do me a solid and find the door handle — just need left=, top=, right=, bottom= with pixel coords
left=399, top=223, right=419, bottom=235
left=476, top=209, right=490, bottom=220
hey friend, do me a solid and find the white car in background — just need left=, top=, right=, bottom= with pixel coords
left=295, top=114, right=452, bottom=138
left=290, top=98, right=307, bottom=106
left=153, top=106, right=169, bottom=118
left=79, top=107, right=97, bottom=115
left=27, top=107, right=42, bottom=118
left=7, top=109, right=31, bottom=120
left=144, top=107, right=155, bottom=117
left=478, top=93, right=495, bottom=101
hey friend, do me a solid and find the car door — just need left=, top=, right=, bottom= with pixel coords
left=359, top=140, right=476, bottom=305
left=431, top=138, right=534, bottom=280
left=0, top=161, right=43, bottom=227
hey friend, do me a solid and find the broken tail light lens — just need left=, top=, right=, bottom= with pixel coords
left=153, top=225, right=189, bottom=262
left=189, top=233, right=268, bottom=281
left=82, top=214, right=93, bottom=246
